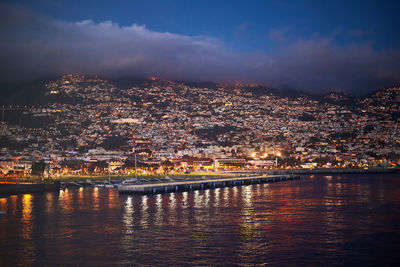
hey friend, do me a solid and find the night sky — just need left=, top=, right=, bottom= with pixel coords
left=1, top=0, right=399, bottom=94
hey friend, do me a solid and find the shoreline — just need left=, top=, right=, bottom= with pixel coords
left=2, top=167, right=399, bottom=183
left=258, top=167, right=399, bottom=175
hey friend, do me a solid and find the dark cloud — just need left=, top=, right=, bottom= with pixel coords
left=1, top=4, right=400, bottom=94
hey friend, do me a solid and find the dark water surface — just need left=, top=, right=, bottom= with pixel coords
left=1, top=174, right=400, bottom=266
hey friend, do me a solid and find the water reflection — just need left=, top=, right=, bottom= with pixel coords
left=123, top=196, right=134, bottom=234
left=155, top=194, right=162, bottom=226
left=9, top=195, right=17, bottom=215
left=182, top=191, right=188, bottom=206
left=140, top=195, right=149, bottom=228
left=45, top=192, right=54, bottom=213
left=194, top=190, right=200, bottom=207
left=1, top=174, right=400, bottom=266
left=169, top=193, right=176, bottom=209
left=214, top=188, right=220, bottom=206
left=21, top=194, right=33, bottom=241
left=22, top=194, right=32, bottom=221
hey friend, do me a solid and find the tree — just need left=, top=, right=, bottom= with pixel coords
left=31, top=160, right=46, bottom=177
left=298, top=112, right=315, bottom=121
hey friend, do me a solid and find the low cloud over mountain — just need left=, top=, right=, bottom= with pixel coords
left=1, top=3, right=400, bottom=94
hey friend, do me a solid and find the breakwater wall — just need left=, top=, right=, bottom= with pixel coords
left=0, top=182, right=60, bottom=196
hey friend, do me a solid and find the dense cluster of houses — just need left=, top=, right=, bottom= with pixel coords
left=1, top=74, right=399, bottom=178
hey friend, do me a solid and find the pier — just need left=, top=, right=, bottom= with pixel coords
left=118, top=174, right=300, bottom=194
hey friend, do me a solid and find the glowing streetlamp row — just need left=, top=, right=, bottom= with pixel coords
left=250, top=151, right=281, bottom=158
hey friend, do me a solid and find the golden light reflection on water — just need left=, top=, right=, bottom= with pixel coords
left=204, top=189, right=210, bottom=206
left=21, top=194, right=33, bottom=240
left=126, top=196, right=133, bottom=211
left=62, top=188, right=70, bottom=211
left=45, top=193, right=54, bottom=213
left=22, top=194, right=32, bottom=221
left=214, top=188, right=220, bottom=206
left=107, top=190, right=118, bottom=209
left=155, top=194, right=162, bottom=226
left=169, top=193, right=176, bottom=209
left=182, top=191, right=188, bottom=206
left=224, top=187, right=233, bottom=207
left=167, top=193, right=177, bottom=224
left=238, top=185, right=261, bottom=262
left=241, top=186, right=254, bottom=228
left=92, top=187, right=99, bottom=210
left=194, top=190, right=202, bottom=208
left=232, top=186, right=238, bottom=200
left=77, top=187, right=84, bottom=209
left=0, top=198, right=7, bottom=210
left=123, top=196, right=134, bottom=234
left=59, top=188, right=65, bottom=200
left=255, top=183, right=261, bottom=195
left=243, top=186, right=252, bottom=207
left=335, top=180, right=343, bottom=192
left=9, top=195, right=17, bottom=215
left=140, top=195, right=149, bottom=228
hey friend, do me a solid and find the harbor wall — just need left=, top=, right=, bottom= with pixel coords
left=0, top=184, right=45, bottom=196
left=0, top=181, right=60, bottom=196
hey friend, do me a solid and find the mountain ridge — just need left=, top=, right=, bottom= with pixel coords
left=0, top=75, right=398, bottom=106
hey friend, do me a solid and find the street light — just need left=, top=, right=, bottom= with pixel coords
left=275, top=152, right=281, bottom=167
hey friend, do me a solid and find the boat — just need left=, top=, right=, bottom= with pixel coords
left=69, top=182, right=82, bottom=187
left=121, top=154, right=139, bottom=185
left=101, top=155, right=114, bottom=189
left=122, top=177, right=138, bottom=185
